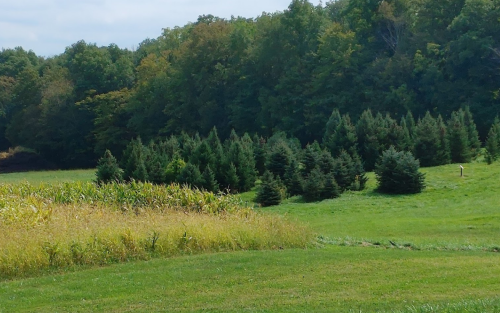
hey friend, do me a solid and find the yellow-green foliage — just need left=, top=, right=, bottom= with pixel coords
left=0, top=182, right=312, bottom=279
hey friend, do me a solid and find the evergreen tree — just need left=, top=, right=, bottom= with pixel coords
left=132, top=153, right=148, bottom=182
left=463, top=107, right=481, bottom=155
left=190, top=140, right=215, bottom=173
left=121, top=137, right=144, bottom=181
left=321, top=173, right=341, bottom=199
left=327, top=114, right=358, bottom=157
left=164, top=156, right=186, bottom=184
left=332, top=150, right=367, bottom=191
left=201, top=165, right=219, bottom=192
left=318, top=149, right=336, bottom=175
left=223, top=162, right=240, bottom=193
left=436, top=115, right=451, bottom=165
left=414, top=112, right=442, bottom=167
left=322, top=108, right=342, bottom=148
left=255, top=171, right=283, bottom=207
left=95, top=150, right=123, bottom=184
left=253, top=134, right=267, bottom=176
left=302, top=143, right=319, bottom=177
left=177, top=163, right=203, bottom=188
left=302, top=167, right=325, bottom=202
left=447, top=110, right=470, bottom=163
left=485, top=117, right=500, bottom=164
left=284, top=159, right=303, bottom=197
left=267, top=142, right=292, bottom=179
left=375, top=146, right=425, bottom=194
left=356, top=109, right=380, bottom=171
left=227, top=140, right=256, bottom=192
left=206, top=127, right=225, bottom=187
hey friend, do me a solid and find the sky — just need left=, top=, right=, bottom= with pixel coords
left=0, top=0, right=322, bottom=57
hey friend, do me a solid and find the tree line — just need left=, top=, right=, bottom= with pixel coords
left=1, top=0, right=500, bottom=168
left=96, top=106, right=489, bottom=205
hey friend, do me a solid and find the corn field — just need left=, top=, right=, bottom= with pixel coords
left=0, top=182, right=312, bottom=279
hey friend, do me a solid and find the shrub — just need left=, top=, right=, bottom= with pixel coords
left=95, top=150, right=123, bottom=184
left=375, top=146, right=425, bottom=194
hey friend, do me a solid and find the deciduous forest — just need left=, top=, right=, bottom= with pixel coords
left=1, top=0, right=499, bottom=169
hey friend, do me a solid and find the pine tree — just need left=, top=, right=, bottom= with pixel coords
left=321, top=173, right=341, bottom=199
left=95, top=150, right=123, bottom=184
left=206, top=127, right=225, bottom=187
left=327, top=114, right=358, bottom=157
left=302, top=143, right=319, bottom=177
left=132, top=153, right=148, bottom=182
left=255, top=171, right=283, bottom=207
left=190, top=140, right=215, bottom=173
left=253, top=134, right=267, bottom=176
left=177, top=163, right=203, bottom=188
left=302, top=167, right=325, bottom=202
left=223, top=162, right=240, bottom=193
left=318, top=149, right=336, bottom=175
left=267, top=142, right=292, bottom=180
left=375, top=147, right=425, bottom=194
left=356, top=109, right=380, bottom=171
left=485, top=117, right=500, bottom=164
left=414, top=112, right=442, bottom=167
left=332, top=151, right=367, bottom=192
left=463, top=107, right=481, bottom=155
left=447, top=110, right=470, bottom=163
left=436, top=115, right=451, bottom=165
left=227, top=140, right=256, bottom=192
left=284, top=159, right=303, bottom=197
left=322, top=108, right=342, bottom=148
left=201, top=165, right=219, bottom=192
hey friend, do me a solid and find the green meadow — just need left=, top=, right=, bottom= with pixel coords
left=1, top=162, right=500, bottom=312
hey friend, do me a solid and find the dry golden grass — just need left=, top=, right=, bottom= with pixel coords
left=0, top=182, right=312, bottom=279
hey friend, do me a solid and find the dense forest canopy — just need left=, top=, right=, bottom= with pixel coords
left=1, top=0, right=499, bottom=168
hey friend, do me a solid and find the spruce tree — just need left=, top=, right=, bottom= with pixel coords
left=485, top=117, right=500, bottom=164
left=253, top=134, right=267, bottom=176
left=177, top=163, right=203, bottom=188
left=223, top=162, right=240, bottom=193
left=327, top=114, right=358, bottom=157
left=436, top=115, right=451, bottom=165
left=321, top=173, right=341, bottom=199
left=375, top=147, right=425, bottom=194
left=414, top=112, right=442, bottom=167
left=284, top=159, right=303, bottom=197
left=322, top=108, right=342, bottom=149
left=447, top=110, right=470, bottom=163
left=356, top=109, right=380, bottom=171
left=267, top=142, right=292, bottom=180
left=95, top=150, right=123, bottom=184
left=201, top=165, right=219, bottom=192
left=302, top=143, right=319, bottom=177
left=206, top=127, right=225, bottom=187
left=255, top=171, right=283, bottom=207
left=332, top=150, right=367, bottom=192
left=190, top=140, right=215, bottom=173
left=302, top=167, right=325, bottom=202
left=463, top=107, right=481, bottom=155
left=318, top=150, right=336, bottom=175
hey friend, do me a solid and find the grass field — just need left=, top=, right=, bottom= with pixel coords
left=0, top=169, right=95, bottom=184
left=1, top=163, right=500, bottom=312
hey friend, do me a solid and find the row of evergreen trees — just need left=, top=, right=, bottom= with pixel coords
left=96, top=126, right=367, bottom=205
left=325, top=107, right=481, bottom=171
left=96, top=107, right=493, bottom=206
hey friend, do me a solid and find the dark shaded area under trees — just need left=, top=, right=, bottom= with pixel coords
left=1, top=0, right=500, bottom=173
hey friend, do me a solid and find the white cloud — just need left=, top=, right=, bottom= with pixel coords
left=0, top=0, right=321, bottom=57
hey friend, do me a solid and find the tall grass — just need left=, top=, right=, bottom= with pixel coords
left=0, top=182, right=313, bottom=279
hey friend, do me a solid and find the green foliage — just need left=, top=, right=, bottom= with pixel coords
left=485, top=117, right=500, bottom=164
left=164, top=157, right=186, bottom=184
left=284, top=159, right=303, bottom=197
left=447, top=110, right=470, bottom=163
left=266, top=142, right=292, bottom=180
left=414, top=112, right=444, bottom=167
left=255, top=171, right=284, bottom=207
left=375, top=146, right=425, bottom=194
left=201, top=165, right=219, bottom=193
left=302, top=167, right=325, bottom=202
left=95, top=150, right=123, bottom=184
left=177, top=163, right=203, bottom=188
left=332, top=150, right=367, bottom=192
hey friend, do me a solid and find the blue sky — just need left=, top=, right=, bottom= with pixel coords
left=0, top=0, right=322, bottom=57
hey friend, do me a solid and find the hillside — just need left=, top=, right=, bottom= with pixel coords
left=1, top=162, right=500, bottom=312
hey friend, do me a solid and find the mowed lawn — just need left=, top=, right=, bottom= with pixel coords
left=1, top=163, right=500, bottom=312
